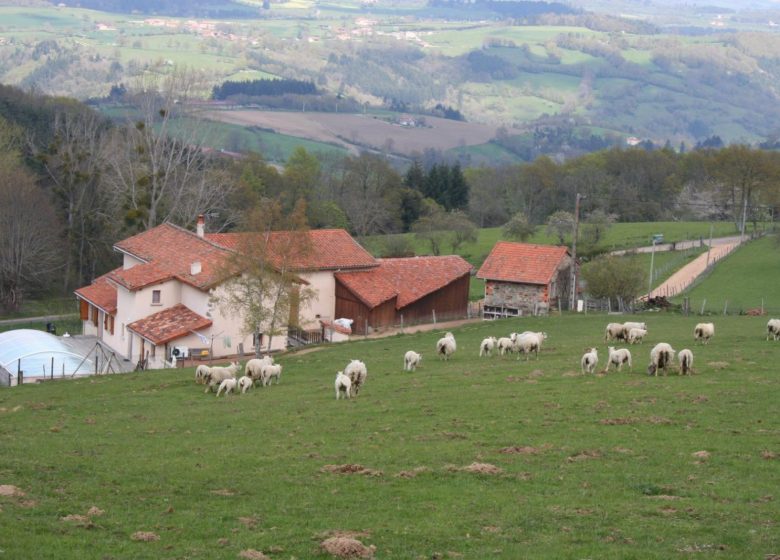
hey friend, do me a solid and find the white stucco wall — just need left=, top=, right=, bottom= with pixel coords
left=299, top=270, right=336, bottom=328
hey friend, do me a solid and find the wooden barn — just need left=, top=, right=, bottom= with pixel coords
left=477, top=241, right=572, bottom=318
left=334, top=256, right=472, bottom=334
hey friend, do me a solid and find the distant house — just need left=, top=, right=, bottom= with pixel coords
left=334, top=256, right=472, bottom=334
left=476, top=242, right=572, bottom=318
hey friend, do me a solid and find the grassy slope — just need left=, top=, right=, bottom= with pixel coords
left=0, top=313, right=778, bottom=558
left=677, top=235, right=780, bottom=314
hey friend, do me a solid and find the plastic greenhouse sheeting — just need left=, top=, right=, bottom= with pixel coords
left=0, top=329, right=94, bottom=383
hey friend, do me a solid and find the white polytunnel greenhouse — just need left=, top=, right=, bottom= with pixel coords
left=0, top=329, right=95, bottom=386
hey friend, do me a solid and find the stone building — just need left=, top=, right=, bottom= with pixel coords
left=476, top=241, right=572, bottom=318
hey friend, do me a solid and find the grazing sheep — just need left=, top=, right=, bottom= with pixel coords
left=479, top=336, right=498, bottom=357
left=261, top=363, right=283, bottom=386
left=245, top=356, right=274, bottom=382
left=404, top=350, right=422, bottom=372
left=515, top=331, right=547, bottom=361
left=195, top=364, right=211, bottom=385
left=204, top=361, right=240, bottom=393
left=694, top=322, right=715, bottom=345
left=604, top=322, right=629, bottom=342
left=678, top=348, right=694, bottom=375
left=581, top=348, right=599, bottom=374
left=627, top=328, right=647, bottom=345
left=496, top=336, right=515, bottom=357
left=606, top=346, right=632, bottom=372
left=766, top=319, right=780, bottom=341
left=436, top=332, right=457, bottom=361
left=238, top=375, right=254, bottom=394
left=648, top=343, right=675, bottom=376
left=623, top=321, right=647, bottom=332
left=344, top=360, right=368, bottom=395
left=216, top=377, right=237, bottom=397
left=335, top=371, right=352, bottom=400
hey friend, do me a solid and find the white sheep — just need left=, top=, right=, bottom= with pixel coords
left=694, top=322, right=715, bottom=345
left=606, top=346, right=632, bottom=372
left=404, top=350, right=422, bottom=372
left=604, top=322, right=629, bottom=342
left=581, top=348, right=598, bottom=374
left=678, top=348, right=694, bottom=375
left=767, top=319, right=780, bottom=341
left=335, top=371, right=351, bottom=400
left=436, top=332, right=457, bottom=361
left=216, top=377, right=237, bottom=397
left=648, top=343, right=675, bottom=376
left=238, top=375, right=254, bottom=394
left=479, top=336, right=497, bottom=357
left=515, top=331, right=547, bottom=361
left=627, top=327, right=647, bottom=345
left=204, top=361, right=240, bottom=393
left=245, top=356, right=274, bottom=382
left=623, top=321, right=647, bottom=331
left=496, top=336, right=515, bottom=357
left=261, top=363, right=283, bottom=386
left=195, top=364, right=211, bottom=385
left=344, top=359, right=367, bottom=395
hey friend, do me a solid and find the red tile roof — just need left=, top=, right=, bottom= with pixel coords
left=206, top=229, right=377, bottom=271
left=127, top=304, right=212, bottom=345
left=336, top=255, right=472, bottom=310
left=74, top=269, right=119, bottom=314
left=113, top=223, right=234, bottom=291
left=477, top=242, right=570, bottom=285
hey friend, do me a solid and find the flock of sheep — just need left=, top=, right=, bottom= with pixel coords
left=193, top=318, right=780, bottom=399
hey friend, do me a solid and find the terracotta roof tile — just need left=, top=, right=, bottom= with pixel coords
left=127, top=304, right=212, bottom=346
left=477, top=242, right=570, bottom=285
left=207, top=229, right=377, bottom=271
left=74, top=269, right=119, bottom=314
left=336, top=255, right=472, bottom=310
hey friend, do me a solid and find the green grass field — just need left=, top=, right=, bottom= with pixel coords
left=1, top=313, right=778, bottom=558
left=677, top=235, right=780, bottom=315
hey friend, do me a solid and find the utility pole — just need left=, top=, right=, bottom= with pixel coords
left=740, top=192, right=748, bottom=241
left=648, top=236, right=657, bottom=297
left=569, top=193, right=584, bottom=311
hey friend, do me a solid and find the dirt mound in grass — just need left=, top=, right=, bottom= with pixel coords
left=396, top=467, right=429, bottom=478
left=131, top=531, right=160, bottom=542
left=239, top=550, right=270, bottom=560
left=499, top=445, right=544, bottom=455
left=319, top=537, right=376, bottom=558
left=320, top=464, right=383, bottom=476
left=566, top=450, right=602, bottom=462
left=459, top=462, right=503, bottom=475
left=0, top=485, right=25, bottom=497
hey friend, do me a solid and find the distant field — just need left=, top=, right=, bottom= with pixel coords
left=676, top=235, right=780, bottom=315
left=201, top=109, right=500, bottom=156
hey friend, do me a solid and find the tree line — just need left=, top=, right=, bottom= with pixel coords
left=212, top=79, right=317, bottom=101
left=1, top=80, right=779, bottom=312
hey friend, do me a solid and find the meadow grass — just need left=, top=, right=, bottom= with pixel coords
left=677, top=235, right=780, bottom=315
left=0, top=313, right=778, bottom=558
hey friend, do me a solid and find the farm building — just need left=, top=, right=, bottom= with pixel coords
left=477, top=241, right=572, bottom=318
left=334, top=256, right=473, bottom=334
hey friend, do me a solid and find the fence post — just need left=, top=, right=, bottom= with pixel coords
left=700, top=298, right=706, bottom=315
left=432, top=309, right=436, bottom=326
left=51, top=357, right=54, bottom=379
left=723, top=300, right=728, bottom=315
left=400, top=314, right=404, bottom=333
left=761, top=298, right=764, bottom=315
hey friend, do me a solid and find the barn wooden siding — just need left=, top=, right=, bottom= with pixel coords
left=334, top=279, right=396, bottom=335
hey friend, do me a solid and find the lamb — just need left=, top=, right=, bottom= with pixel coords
left=344, top=359, right=367, bottom=396
left=623, top=321, right=647, bottom=331
left=767, top=319, right=780, bottom=341
left=678, top=348, right=694, bottom=375
left=436, top=332, right=457, bottom=361
left=261, top=363, right=283, bottom=386
left=627, top=327, right=647, bottom=345
left=515, top=331, right=547, bottom=361
left=694, top=322, right=715, bottom=345
left=195, top=364, right=211, bottom=384
left=496, top=336, right=515, bottom=357
left=216, top=377, right=237, bottom=397
left=238, top=375, right=254, bottom=394
left=581, top=348, right=598, bottom=374
left=648, top=342, right=675, bottom=376
left=479, top=336, right=498, bottom=357
left=203, top=361, right=240, bottom=393
left=606, top=346, right=632, bottom=372
left=404, top=350, right=422, bottom=372
left=604, top=322, right=629, bottom=342
left=335, top=371, right=352, bottom=400
left=245, top=356, right=274, bottom=382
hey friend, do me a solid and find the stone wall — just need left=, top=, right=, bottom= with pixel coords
left=484, top=281, right=547, bottom=315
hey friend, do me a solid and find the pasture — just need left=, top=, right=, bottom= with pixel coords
left=0, top=313, right=778, bottom=558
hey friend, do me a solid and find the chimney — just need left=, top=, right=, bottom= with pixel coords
left=196, top=214, right=205, bottom=238
left=191, top=261, right=202, bottom=275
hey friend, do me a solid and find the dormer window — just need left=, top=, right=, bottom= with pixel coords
left=152, top=290, right=161, bottom=305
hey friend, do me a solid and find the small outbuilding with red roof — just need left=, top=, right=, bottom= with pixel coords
left=476, top=241, right=572, bottom=318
